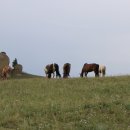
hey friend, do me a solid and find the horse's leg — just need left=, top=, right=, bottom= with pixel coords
left=85, top=72, right=88, bottom=77
left=48, top=73, right=51, bottom=78
left=53, top=72, right=55, bottom=78
left=56, top=73, right=58, bottom=78
left=56, top=71, right=59, bottom=78
left=102, top=71, right=103, bottom=77
left=56, top=71, right=61, bottom=78
left=95, top=71, right=99, bottom=77
left=96, top=72, right=99, bottom=77
left=45, top=73, right=48, bottom=78
left=63, top=73, right=66, bottom=78
left=102, top=72, right=105, bottom=77
left=94, top=72, right=97, bottom=77
left=2, top=72, right=6, bottom=80
left=58, top=73, right=61, bottom=78
left=99, top=71, right=101, bottom=77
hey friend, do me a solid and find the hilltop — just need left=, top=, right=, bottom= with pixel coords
left=0, top=75, right=130, bottom=129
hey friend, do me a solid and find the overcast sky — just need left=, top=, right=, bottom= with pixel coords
left=0, top=0, right=130, bottom=77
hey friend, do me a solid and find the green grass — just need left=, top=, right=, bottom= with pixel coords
left=0, top=76, right=130, bottom=130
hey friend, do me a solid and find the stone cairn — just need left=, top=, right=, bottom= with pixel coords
left=12, top=58, right=23, bottom=74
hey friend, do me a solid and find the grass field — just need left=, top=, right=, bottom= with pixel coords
left=0, top=75, right=130, bottom=130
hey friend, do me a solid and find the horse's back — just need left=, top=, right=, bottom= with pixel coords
left=99, top=65, right=106, bottom=71
left=83, top=63, right=99, bottom=72
left=63, top=63, right=71, bottom=72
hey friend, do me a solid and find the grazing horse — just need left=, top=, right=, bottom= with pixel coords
left=44, top=63, right=61, bottom=78
left=63, top=63, right=71, bottom=78
left=44, top=64, right=55, bottom=78
left=99, top=65, right=106, bottom=77
left=80, top=63, right=99, bottom=77
left=1, top=66, right=12, bottom=80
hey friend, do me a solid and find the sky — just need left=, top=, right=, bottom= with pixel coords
left=0, top=0, right=130, bottom=77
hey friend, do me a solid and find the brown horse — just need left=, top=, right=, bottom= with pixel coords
left=44, top=64, right=55, bottom=78
left=63, top=63, right=71, bottom=78
left=80, top=63, right=99, bottom=77
left=44, top=63, right=61, bottom=78
left=1, top=66, right=12, bottom=80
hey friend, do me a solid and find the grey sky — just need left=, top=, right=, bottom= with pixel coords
left=0, top=0, right=130, bottom=77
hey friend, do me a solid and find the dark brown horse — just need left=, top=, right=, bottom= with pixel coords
left=80, top=63, right=99, bottom=77
left=63, top=63, right=71, bottom=78
left=44, top=63, right=61, bottom=78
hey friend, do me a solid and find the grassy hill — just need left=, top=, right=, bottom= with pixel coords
left=0, top=75, right=130, bottom=130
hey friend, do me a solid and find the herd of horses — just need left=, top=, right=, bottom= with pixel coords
left=0, top=63, right=106, bottom=80
left=44, top=63, right=71, bottom=78
left=44, top=63, right=106, bottom=79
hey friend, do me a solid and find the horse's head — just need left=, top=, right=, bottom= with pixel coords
left=80, top=73, right=83, bottom=77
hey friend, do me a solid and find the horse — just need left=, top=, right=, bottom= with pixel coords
left=80, top=63, right=99, bottom=77
left=63, top=63, right=71, bottom=78
left=99, top=65, right=106, bottom=77
left=44, top=63, right=61, bottom=78
left=1, top=66, right=12, bottom=80
left=44, top=64, right=55, bottom=78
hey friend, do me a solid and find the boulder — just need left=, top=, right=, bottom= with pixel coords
left=0, top=52, right=10, bottom=74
